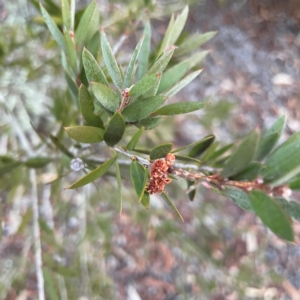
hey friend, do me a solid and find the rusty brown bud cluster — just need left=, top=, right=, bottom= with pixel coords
left=146, top=153, right=175, bottom=194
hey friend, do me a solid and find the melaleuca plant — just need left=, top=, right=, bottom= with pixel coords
left=37, top=0, right=300, bottom=243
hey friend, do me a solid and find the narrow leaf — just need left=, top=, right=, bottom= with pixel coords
left=209, top=143, right=234, bottom=161
left=152, top=101, right=208, bottom=116
left=172, top=155, right=201, bottom=164
left=91, top=82, right=120, bottom=112
left=161, top=192, right=184, bottom=222
left=150, top=143, right=173, bottom=159
left=188, top=135, right=215, bottom=158
left=172, top=135, right=215, bottom=154
left=122, top=96, right=166, bottom=122
left=75, top=0, right=99, bottom=45
left=67, top=155, right=117, bottom=189
left=64, top=126, right=104, bottom=143
left=255, top=115, right=286, bottom=161
left=124, top=35, right=145, bottom=88
left=40, top=4, right=67, bottom=53
left=64, top=70, right=78, bottom=105
left=64, top=30, right=77, bottom=74
left=134, top=116, right=164, bottom=130
left=225, top=187, right=254, bottom=212
left=115, top=160, right=123, bottom=215
left=275, top=198, right=300, bottom=222
left=263, top=130, right=300, bottom=185
left=101, top=29, right=123, bottom=90
left=158, top=14, right=175, bottom=56
left=175, top=31, right=217, bottom=57
left=140, top=191, right=150, bottom=209
left=24, top=157, right=53, bottom=168
left=164, top=70, right=202, bottom=97
left=126, top=127, right=145, bottom=150
left=222, top=130, right=259, bottom=178
left=79, top=84, right=104, bottom=128
left=50, top=134, right=74, bottom=157
left=104, top=112, right=125, bottom=146
left=0, top=162, right=23, bottom=177
left=230, top=162, right=263, bottom=181
left=61, top=0, right=71, bottom=30
left=130, top=161, right=148, bottom=201
left=137, top=22, right=151, bottom=80
left=43, top=268, right=60, bottom=300
left=249, top=190, right=294, bottom=242
left=82, top=48, right=108, bottom=85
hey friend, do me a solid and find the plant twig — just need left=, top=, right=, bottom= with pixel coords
left=113, top=146, right=150, bottom=167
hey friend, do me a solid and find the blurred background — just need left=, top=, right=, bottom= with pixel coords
left=1, top=0, right=300, bottom=299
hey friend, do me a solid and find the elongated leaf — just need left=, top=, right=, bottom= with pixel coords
left=122, top=96, right=166, bottom=122
left=101, top=29, right=123, bottom=90
left=275, top=198, right=300, bottom=222
left=255, top=115, right=286, bottom=160
left=126, top=127, right=145, bottom=150
left=152, top=101, right=208, bottom=116
left=0, top=162, right=23, bottom=177
left=188, top=135, right=215, bottom=158
left=82, top=48, right=108, bottom=85
left=130, top=161, right=148, bottom=201
left=201, top=142, right=218, bottom=162
left=124, top=35, right=145, bottom=88
left=225, top=187, right=254, bottom=212
left=249, top=190, right=294, bottom=241
left=137, top=22, right=151, bottom=80
left=173, top=155, right=201, bottom=164
left=43, top=267, right=60, bottom=300
left=263, top=130, right=300, bottom=185
left=115, top=160, right=122, bottom=214
left=222, top=130, right=259, bottom=178
left=104, top=112, right=125, bottom=146
left=76, top=0, right=99, bottom=45
left=129, top=74, right=161, bottom=101
left=64, top=30, right=77, bottom=74
left=79, top=84, right=104, bottom=128
left=40, top=4, right=67, bottom=53
left=150, top=143, right=173, bottom=160
left=24, top=157, right=53, bottom=168
left=64, top=126, right=104, bottom=143
left=61, top=0, right=71, bottom=30
left=157, top=14, right=174, bottom=56
left=172, top=135, right=214, bottom=154
left=140, top=191, right=150, bottom=208
left=91, top=82, right=120, bottom=112
left=161, top=192, right=184, bottom=222
left=187, top=180, right=197, bottom=201
left=67, top=155, right=116, bottom=189
left=175, top=31, right=217, bottom=57
left=134, top=116, right=163, bottom=130
left=209, top=143, right=234, bottom=161
left=64, top=70, right=78, bottom=105
left=50, top=134, right=74, bottom=157
left=230, top=162, right=263, bottom=181
left=164, top=70, right=202, bottom=97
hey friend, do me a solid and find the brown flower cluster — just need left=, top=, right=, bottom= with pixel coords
left=146, top=153, right=175, bottom=194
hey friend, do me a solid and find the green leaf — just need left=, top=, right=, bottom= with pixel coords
left=61, top=0, right=71, bottom=30
left=175, top=31, right=217, bottom=57
left=188, top=135, right=215, bottom=158
left=275, top=198, right=300, bottom=222
left=122, top=96, right=166, bottom=122
left=86, top=31, right=100, bottom=58
left=172, top=135, right=214, bottom=154
left=137, top=22, right=151, bottom=80
left=187, top=180, right=197, bottom=201
left=124, top=34, right=145, bottom=88
left=91, top=82, right=120, bottom=112
left=79, top=84, right=104, bottom=128
left=222, top=130, right=259, bottom=178
left=164, top=70, right=202, bottom=97
left=225, top=187, right=254, bottom=212
left=255, top=115, right=286, bottom=160
left=201, top=142, right=218, bottom=162
left=134, top=116, right=164, bottom=130
left=64, top=70, right=78, bottom=105
left=158, top=6, right=189, bottom=54
left=50, top=134, right=74, bottom=158
left=209, top=143, right=234, bottom=161
left=0, top=162, right=23, bottom=177
left=290, top=177, right=300, bottom=190
left=40, top=4, right=67, bottom=53
left=75, top=0, right=99, bottom=45
left=152, top=101, right=208, bottom=116
left=172, top=155, right=201, bottom=164
left=126, top=127, right=145, bottom=150
left=130, top=161, right=148, bottom=201
left=161, top=192, right=184, bottom=222
left=249, top=190, right=294, bottom=242
left=129, top=74, right=161, bottom=101
left=230, top=162, right=263, bottom=181
left=140, top=191, right=150, bottom=209
left=101, top=29, right=123, bottom=90
left=115, top=160, right=122, bottom=215
left=43, top=268, right=60, bottom=300
left=262, top=130, right=300, bottom=185
left=67, top=155, right=117, bottom=189
left=82, top=48, right=108, bottom=85
left=104, top=112, right=125, bottom=146
left=63, top=30, right=77, bottom=75
left=146, top=46, right=175, bottom=76
left=64, top=126, right=104, bottom=143
left=150, top=143, right=173, bottom=159
left=24, top=157, right=53, bottom=168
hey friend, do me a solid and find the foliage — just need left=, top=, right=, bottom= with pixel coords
left=1, top=0, right=300, bottom=298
